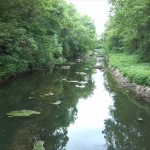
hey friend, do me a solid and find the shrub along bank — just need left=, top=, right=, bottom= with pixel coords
left=108, top=53, right=150, bottom=86
left=0, top=0, right=97, bottom=80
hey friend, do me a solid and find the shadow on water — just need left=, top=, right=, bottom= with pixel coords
left=103, top=73, right=150, bottom=150
left=0, top=58, right=96, bottom=150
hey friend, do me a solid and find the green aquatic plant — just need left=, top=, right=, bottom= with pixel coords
left=28, top=97, right=36, bottom=99
left=44, top=92, right=54, bottom=96
left=75, top=85, right=86, bottom=88
left=33, top=140, right=45, bottom=150
left=51, top=101, right=62, bottom=105
left=39, top=92, right=54, bottom=98
left=76, top=72, right=86, bottom=75
left=6, top=110, right=41, bottom=117
left=66, top=80, right=79, bottom=83
left=60, top=66, right=71, bottom=69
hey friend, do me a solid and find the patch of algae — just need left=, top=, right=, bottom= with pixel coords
left=33, top=140, right=45, bottom=150
left=6, top=110, right=41, bottom=117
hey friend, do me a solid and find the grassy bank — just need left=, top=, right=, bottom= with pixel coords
left=108, top=53, right=150, bottom=86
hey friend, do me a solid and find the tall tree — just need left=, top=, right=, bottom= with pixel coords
left=0, top=0, right=97, bottom=78
left=101, top=0, right=150, bottom=62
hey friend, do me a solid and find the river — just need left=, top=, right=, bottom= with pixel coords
left=0, top=57, right=150, bottom=150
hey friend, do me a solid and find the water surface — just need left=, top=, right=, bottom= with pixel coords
left=0, top=57, right=150, bottom=150
left=66, top=70, right=111, bottom=150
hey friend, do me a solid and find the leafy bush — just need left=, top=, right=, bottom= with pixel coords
left=0, top=0, right=97, bottom=79
left=109, top=53, right=150, bottom=86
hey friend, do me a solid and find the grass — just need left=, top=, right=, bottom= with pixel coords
left=108, top=53, right=150, bottom=86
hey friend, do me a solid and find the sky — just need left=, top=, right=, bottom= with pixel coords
left=66, top=0, right=110, bottom=35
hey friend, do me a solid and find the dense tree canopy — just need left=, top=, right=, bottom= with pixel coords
left=0, top=0, right=97, bottom=78
left=101, top=0, right=150, bottom=62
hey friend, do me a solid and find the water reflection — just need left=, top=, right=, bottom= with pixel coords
left=0, top=58, right=150, bottom=150
left=66, top=70, right=112, bottom=150
left=103, top=73, right=150, bottom=150
left=0, top=59, right=96, bottom=150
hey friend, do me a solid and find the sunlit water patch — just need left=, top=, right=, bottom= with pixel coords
left=66, top=70, right=112, bottom=150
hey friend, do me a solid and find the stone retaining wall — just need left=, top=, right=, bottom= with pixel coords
left=109, top=67, right=150, bottom=102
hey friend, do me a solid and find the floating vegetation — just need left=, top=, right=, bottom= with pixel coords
left=40, top=95, right=45, bottom=98
left=78, top=81, right=88, bottom=84
left=85, top=68, right=89, bottom=70
left=44, top=92, right=54, bottom=96
left=6, top=110, right=41, bottom=117
left=39, top=92, right=54, bottom=98
left=76, top=72, right=86, bottom=75
left=67, top=80, right=79, bottom=83
left=30, top=90, right=38, bottom=95
left=75, top=85, right=86, bottom=88
left=138, top=117, right=143, bottom=121
left=33, top=140, right=45, bottom=150
left=66, top=80, right=88, bottom=84
left=28, top=97, right=36, bottom=99
left=61, top=66, right=70, bottom=69
left=51, top=101, right=62, bottom=105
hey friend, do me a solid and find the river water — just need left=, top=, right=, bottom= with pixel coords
left=0, top=57, right=150, bottom=150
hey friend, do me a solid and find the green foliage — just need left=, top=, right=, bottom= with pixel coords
left=0, top=0, right=97, bottom=79
left=109, top=53, right=150, bottom=86
left=101, top=0, right=150, bottom=62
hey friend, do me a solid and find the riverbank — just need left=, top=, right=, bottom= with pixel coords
left=0, top=53, right=98, bottom=84
left=108, top=53, right=150, bottom=101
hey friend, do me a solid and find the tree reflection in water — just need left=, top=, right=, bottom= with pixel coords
left=0, top=59, right=96, bottom=150
left=103, top=73, right=150, bottom=150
